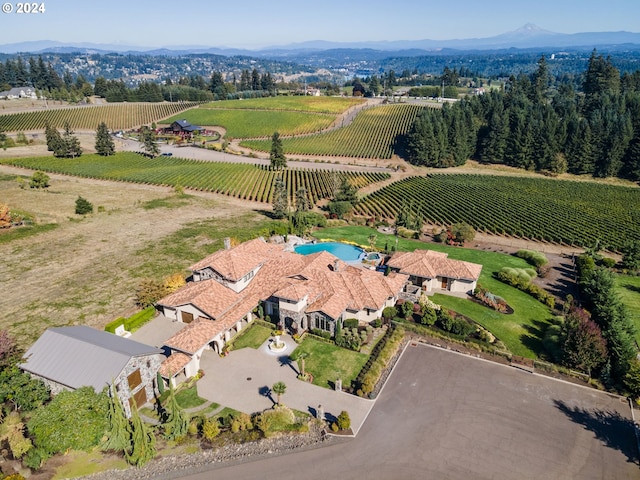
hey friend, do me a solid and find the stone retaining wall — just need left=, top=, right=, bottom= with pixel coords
left=86, top=423, right=326, bottom=480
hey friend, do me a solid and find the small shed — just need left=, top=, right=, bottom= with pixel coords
left=20, top=326, right=163, bottom=417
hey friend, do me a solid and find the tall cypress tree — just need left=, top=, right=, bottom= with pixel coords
left=269, top=131, right=286, bottom=170
left=272, top=177, right=288, bottom=219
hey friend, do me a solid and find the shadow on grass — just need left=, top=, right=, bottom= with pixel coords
left=278, top=355, right=299, bottom=375
left=520, top=319, right=549, bottom=357
left=554, top=399, right=638, bottom=465
left=623, top=284, right=640, bottom=295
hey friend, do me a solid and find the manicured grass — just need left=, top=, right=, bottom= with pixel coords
left=291, top=337, right=368, bottom=389
left=231, top=323, right=272, bottom=350
left=315, top=226, right=553, bottom=358
left=174, top=385, right=207, bottom=409
left=616, top=274, right=640, bottom=344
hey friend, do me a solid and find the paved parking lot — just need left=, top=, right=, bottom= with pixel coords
left=181, top=343, right=638, bottom=480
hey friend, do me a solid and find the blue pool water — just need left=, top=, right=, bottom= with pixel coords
left=294, top=242, right=364, bottom=261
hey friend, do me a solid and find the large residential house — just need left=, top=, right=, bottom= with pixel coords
left=387, top=249, right=482, bottom=295
left=20, top=326, right=163, bottom=417
left=0, top=87, right=38, bottom=99
left=156, top=238, right=408, bottom=385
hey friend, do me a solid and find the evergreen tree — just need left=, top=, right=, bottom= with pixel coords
left=335, top=177, right=358, bottom=204
left=101, top=387, right=132, bottom=453
left=269, top=131, right=286, bottom=169
left=55, top=121, right=82, bottom=158
left=161, top=383, right=189, bottom=441
left=44, top=121, right=63, bottom=153
left=95, top=122, right=115, bottom=156
left=479, top=106, right=509, bottom=164
left=295, top=187, right=310, bottom=212
left=125, top=407, right=156, bottom=467
left=272, top=176, right=288, bottom=219
left=140, top=126, right=160, bottom=157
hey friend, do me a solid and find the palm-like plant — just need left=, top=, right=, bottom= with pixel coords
left=272, top=381, right=286, bottom=405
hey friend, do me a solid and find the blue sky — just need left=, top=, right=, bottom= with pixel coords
left=1, top=0, right=637, bottom=49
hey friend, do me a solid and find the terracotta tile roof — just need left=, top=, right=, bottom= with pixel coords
left=161, top=239, right=409, bottom=354
left=164, top=317, right=222, bottom=354
left=159, top=352, right=191, bottom=377
left=157, top=278, right=239, bottom=319
left=387, top=250, right=482, bottom=281
left=189, top=238, right=283, bottom=281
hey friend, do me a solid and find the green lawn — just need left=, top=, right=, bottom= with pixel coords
left=315, top=226, right=553, bottom=358
left=291, top=337, right=368, bottom=389
left=174, top=385, right=207, bottom=409
left=616, top=274, right=640, bottom=344
left=231, top=323, right=272, bottom=350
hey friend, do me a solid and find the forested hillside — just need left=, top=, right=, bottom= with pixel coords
left=404, top=50, right=640, bottom=180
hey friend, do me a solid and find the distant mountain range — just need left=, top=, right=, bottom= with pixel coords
left=1, top=24, right=640, bottom=56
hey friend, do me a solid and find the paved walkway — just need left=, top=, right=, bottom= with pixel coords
left=196, top=335, right=374, bottom=434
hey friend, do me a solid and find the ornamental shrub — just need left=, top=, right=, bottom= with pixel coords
left=516, top=249, right=548, bottom=268
left=343, top=318, right=359, bottom=329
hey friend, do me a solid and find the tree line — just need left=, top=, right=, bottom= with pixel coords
left=404, top=51, right=640, bottom=181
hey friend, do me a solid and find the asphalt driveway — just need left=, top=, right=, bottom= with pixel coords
left=180, top=343, right=638, bottom=480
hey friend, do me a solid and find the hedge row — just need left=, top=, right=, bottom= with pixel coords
left=354, top=325, right=405, bottom=397
left=104, top=306, right=156, bottom=333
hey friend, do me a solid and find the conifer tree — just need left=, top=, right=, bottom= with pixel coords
left=45, top=121, right=63, bottom=153
left=95, top=122, right=115, bottom=156
left=101, top=387, right=131, bottom=453
left=272, top=176, right=288, bottom=219
left=269, top=131, right=286, bottom=170
left=162, top=383, right=189, bottom=441
left=125, top=407, right=156, bottom=467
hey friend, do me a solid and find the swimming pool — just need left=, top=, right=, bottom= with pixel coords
left=294, top=242, right=365, bottom=261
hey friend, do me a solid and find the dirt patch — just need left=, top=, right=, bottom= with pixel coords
left=0, top=164, right=259, bottom=347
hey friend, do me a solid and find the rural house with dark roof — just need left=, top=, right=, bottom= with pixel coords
left=20, top=326, right=164, bottom=417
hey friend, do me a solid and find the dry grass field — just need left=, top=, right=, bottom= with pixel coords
left=0, top=164, right=265, bottom=347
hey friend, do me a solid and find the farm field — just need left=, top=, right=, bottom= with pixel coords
left=314, top=226, right=553, bottom=358
left=200, top=96, right=365, bottom=113
left=162, top=108, right=336, bottom=138
left=0, top=165, right=277, bottom=347
left=241, top=103, right=425, bottom=159
left=0, top=102, right=199, bottom=131
left=0, top=152, right=390, bottom=204
left=355, top=174, right=640, bottom=251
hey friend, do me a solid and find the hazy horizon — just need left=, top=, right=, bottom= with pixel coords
left=1, top=0, right=638, bottom=49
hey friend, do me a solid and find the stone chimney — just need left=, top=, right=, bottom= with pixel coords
left=333, top=259, right=340, bottom=272
left=224, top=237, right=231, bottom=250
